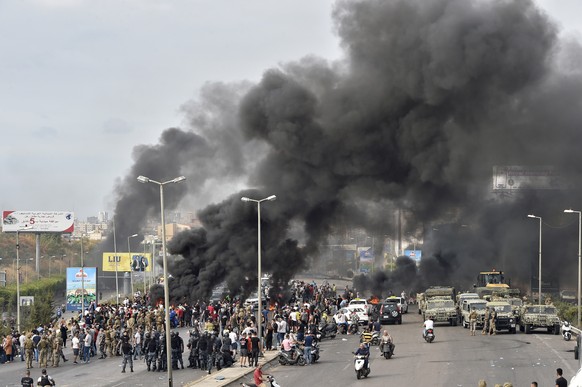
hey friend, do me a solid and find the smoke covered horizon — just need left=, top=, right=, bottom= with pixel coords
left=103, top=0, right=582, bottom=302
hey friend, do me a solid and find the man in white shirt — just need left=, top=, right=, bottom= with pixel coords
left=83, top=329, right=92, bottom=363
left=423, top=318, right=434, bottom=337
left=133, top=328, right=142, bottom=360
left=276, top=318, right=287, bottom=349
left=71, top=333, right=80, bottom=364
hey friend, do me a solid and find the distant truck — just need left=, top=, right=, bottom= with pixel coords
left=486, top=300, right=517, bottom=334
left=560, top=289, right=576, bottom=304
left=419, top=286, right=456, bottom=315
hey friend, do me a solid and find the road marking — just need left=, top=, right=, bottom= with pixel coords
left=535, top=334, right=576, bottom=375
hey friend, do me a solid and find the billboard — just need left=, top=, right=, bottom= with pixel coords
left=359, top=248, right=375, bottom=273
left=403, top=249, right=422, bottom=263
left=102, top=252, right=152, bottom=272
left=19, top=296, right=34, bottom=306
left=492, top=166, right=566, bottom=191
left=2, top=211, right=74, bottom=233
left=66, top=267, right=97, bottom=311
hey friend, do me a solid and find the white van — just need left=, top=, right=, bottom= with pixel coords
left=385, top=296, right=408, bottom=314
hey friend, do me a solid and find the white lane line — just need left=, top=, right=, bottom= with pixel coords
left=535, top=334, right=576, bottom=375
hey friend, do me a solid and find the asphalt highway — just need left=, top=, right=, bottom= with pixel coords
left=230, top=304, right=581, bottom=387
left=0, top=286, right=578, bottom=386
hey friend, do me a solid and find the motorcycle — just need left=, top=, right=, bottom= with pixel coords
left=354, top=354, right=371, bottom=380
left=380, top=341, right=394, bottom=359
left=240, top=375, right=281, bottom=387
left=277, top=345, right=306, bottom=366
left=349, top=322, right=359, bottom=335
left=316, top=322, right=337, bottom=340
left=562, top=321, right=572, bottom=341
left=424, top=328, right=435, bottom=343
left=310, top=341, right=321, bottom=363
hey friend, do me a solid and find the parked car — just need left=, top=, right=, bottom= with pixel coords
left=334, top=307, right=369, bottom=325
left=349, top=298, right=371, bottom=313
left=379, top=302, right=402, bottom=325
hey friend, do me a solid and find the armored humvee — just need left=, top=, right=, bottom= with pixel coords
left=518, top=304, right=560, bottom=334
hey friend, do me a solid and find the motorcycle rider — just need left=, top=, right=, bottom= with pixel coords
left=360, top=328, right=373, bottom=345
left=423, top=317, right=434, bottom=338
left=349, top=311, right=359, bottom=334
left=253, top=362, right=272, bottom=387
left=380, top=330, right=395, bottom=355
left=372, top=319, right=381, bottom=335
left=354, top=343, right=370, bottom=370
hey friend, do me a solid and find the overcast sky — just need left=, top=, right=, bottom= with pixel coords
left=0, top=0, right=580, bottom=221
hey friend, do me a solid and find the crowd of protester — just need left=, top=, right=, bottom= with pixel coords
left=0, top=280, right=358, bottom=379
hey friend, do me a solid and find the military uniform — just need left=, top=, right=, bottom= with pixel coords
left=489, top=309, right=497, bottom=335
left=38, top=336, right=49, bottom=368
left=105, top=328, right=114, bottom=357
left=52, top=336, right=63, bottom=367
left=46, top=334, right=54, bottom=364
left=468, top=310, right=478, bottom=336
left=482, top=308, right=490, bottom=335
left=24, top=334, right=35, bottom=369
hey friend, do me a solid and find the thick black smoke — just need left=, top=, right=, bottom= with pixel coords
left=108, top=0, right=582, bottom=302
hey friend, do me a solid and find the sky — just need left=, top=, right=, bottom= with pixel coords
left=0, top=0, right=581, bottom=221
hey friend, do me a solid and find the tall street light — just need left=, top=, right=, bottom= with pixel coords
left=113, top=217, right=119, bottom=305
left=565, top=209, right=582, bottom=327
left=80, top=235, right=86, bottom=314
left=528, top=214, right=542, bottom=305
left=241, top=194, right=277, bottom=348
left=137, top=174, right=186, bottom=387
left=128, top=233, right=139, bottom=299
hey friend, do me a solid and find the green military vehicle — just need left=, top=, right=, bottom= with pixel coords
left=423, top=298, right=458, bottom=326
left=486, top=300, right=517, bottom=334
left=518, top=304, right=560, bottom=334
left=419, top=286, right=456, bottom=315
left=492, top=296, right=523, bottom=325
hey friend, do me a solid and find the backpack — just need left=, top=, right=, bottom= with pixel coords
left=39, top=375, right=55, bottom=386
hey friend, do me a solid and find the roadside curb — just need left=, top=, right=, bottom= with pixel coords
left=184, top=351, right=280, bottom=387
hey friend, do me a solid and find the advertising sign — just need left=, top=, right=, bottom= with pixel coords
left=404, top=249, right=422, bottom=263
left=19, top=296, right=34, bottom=306
left=102, top=253, right=152, bottom=272
left=359, top=248, right=375, bottom=273
left=2, top=211, right=74, bottom=233
left=492, top=166, right=566, bottom=191
left=66, top=267, right=97, bottom=311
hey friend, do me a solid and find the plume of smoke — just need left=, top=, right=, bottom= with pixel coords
left=106, top=0, right=582, bottom=301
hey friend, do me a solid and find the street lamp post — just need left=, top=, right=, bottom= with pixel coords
left=528, top=214, right=543, bottom=305
left=80, top=236, right=86, bottom=314
left=241, top=195, right=277, bottom=349
left=128, top=233, right=138, bottom=299
left=137, top=174, right=186, bottom=387
left=16, top=231, right=21, bottom=333
left=565, top=209, right=582, bottom=328
left=113, top=217, right=119, bottom=305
